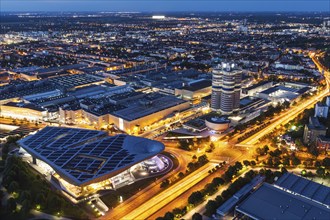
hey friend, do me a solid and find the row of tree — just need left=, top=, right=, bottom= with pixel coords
left=156, top=161, right=246, bottom=220
left=160, top=155, right=209, bottom=189
left=204, top=168, right=286, bottom=217
left=178, top=137, right=210, bottom=152
left=237, top=121, right=271, bottom=142
left=1, top=156, right=88, bottom=219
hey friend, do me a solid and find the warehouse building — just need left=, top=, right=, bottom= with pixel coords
left=235, top=173, right=330, bottom=220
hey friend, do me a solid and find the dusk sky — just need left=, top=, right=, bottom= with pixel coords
left=1, top=0, right=330, bottom=12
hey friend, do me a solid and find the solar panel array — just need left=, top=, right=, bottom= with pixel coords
left=19, top=127, right=162, bottom=186
left=61, top=135, right=136, bottom=182
left=49, top=73, right=102, bottom=89
left=0, top=82, right=56, bottom=101
left=21, top=126, right=105, bottom=151
left=275, top=172, right=330, bottom=207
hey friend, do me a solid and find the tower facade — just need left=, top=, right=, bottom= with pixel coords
left=211, top=63, right=242, bottom=115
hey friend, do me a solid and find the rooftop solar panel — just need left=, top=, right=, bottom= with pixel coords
left=18, top=126, right=164, bottom=186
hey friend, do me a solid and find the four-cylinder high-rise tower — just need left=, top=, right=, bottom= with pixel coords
left=211, top=63, right=242, bottom=115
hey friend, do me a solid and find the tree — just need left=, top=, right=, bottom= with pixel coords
left=204, top=183, right=217, bottom=195
left=281, top=167, right=288, bottom=174
left=19, top=191, right=31, bottom=203
left=212, top=177, right=225, bottom=186
left=172, top=208, right=182, bottom=217
left=179, top=140, right=190, bottom=151
left=205, top=200, right=218, bottom=216
left=215, top=195, right=224, bottom=205
left=322, top=158, right=330, bottom=168
left=267, top=158, right=273, bottom=167
left=223, top=166, right=237, bottom=182
left=234, top=161, right=243, bottom=171
left=8, top=181, right=19, bottom=193
left=188, top=191, right=204, bottom=205
left=34, top=193, right=46, bottom=205
left=273, top=157, right=281, bottom=167
left=192, top=213, right=203, bottom=220
left=178, top=172, right=185, bottom=178
left=283, top=157, right=290, bottom=166
left=7, top=198, right=17, bottom=212
left=256, top=147, right=262, bottom=155
left=311, top=148, right=319, bottom=157
left=0, top=189, right=4, bottom=201
left=315, top=161, right=322, bottom=167
left=207, top=142, right=215, bottom=152
left=316, top=167, right=326, bottom=177
left=291, top=157, right=301, bottom=166
left=295, top=139, right=303, bottom=149
left=164, top=211, right=174, bottom=220
left=245, top=170, right=257, bottom=181
left=243, top=160, right=251, bottom=166
left=221, top=189, right=231, bottom=200
left=188, top=162, right=196, bottom=171
left=263, top=145, right=270, bottom=154
left=283, top=100, right=290, bottom=109
left=197, top=155, right=208, bottom=165
left=21, top=199, right=31, bottom=214
left=269, top=149, right=282, bottom=157
left=250, top=160, right=256, bottom=166
left=1, top=144, right=10, bottom=161
left=160, top=179, right=170, bottom=188
left=46, top=194, right=60, bottom=211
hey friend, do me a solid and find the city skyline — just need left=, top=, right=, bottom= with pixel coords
left=2, top=0, right=330, bottom=12
left=0, top=3, right=330, bottom=220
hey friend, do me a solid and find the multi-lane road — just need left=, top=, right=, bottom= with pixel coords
left=121, top=163, right=217, bottom=220
left=100, top=53, right=329, bottom=220
left=98, top=147, right=192, bottom=220
left=240, top=54, right=330, bottom=146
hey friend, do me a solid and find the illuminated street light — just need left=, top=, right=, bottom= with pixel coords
left=36, top=204, right=41, bottom=210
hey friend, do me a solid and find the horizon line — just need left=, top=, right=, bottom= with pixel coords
left=2, top=10, right=329, bottom=13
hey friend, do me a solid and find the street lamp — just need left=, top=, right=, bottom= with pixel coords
left=36, top=204, right=41, bottom=210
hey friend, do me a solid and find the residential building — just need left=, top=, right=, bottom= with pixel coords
left=303, top=117, right=327, bottom=145
left=314, top=102, right=329, bottom=118
left=316, top=135, right=330, bottom=152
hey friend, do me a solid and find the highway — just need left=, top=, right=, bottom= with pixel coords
left=146, top=52, right=329, bottom=219
left=148, top=146, right=254, bottom=219
left=100, top=52, right=328, bottom=220
left=98, top=147, right=192, bottom=220
left=121, top=163, right=217, bottom=220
